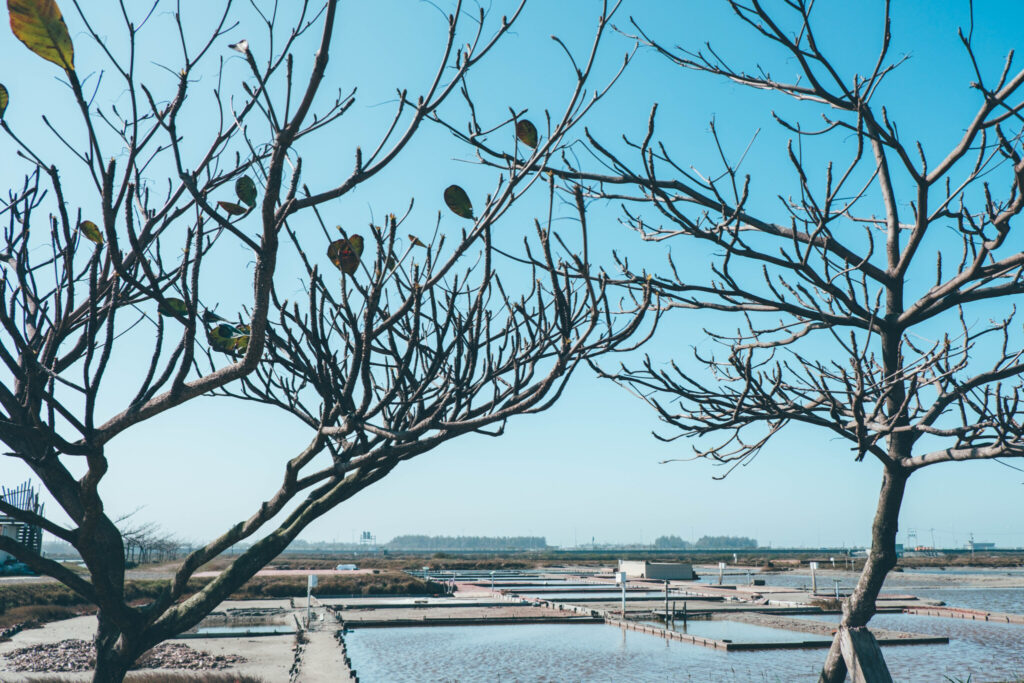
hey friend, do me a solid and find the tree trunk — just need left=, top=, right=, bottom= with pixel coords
left=819, top=465, right=908, bottom=683
left=92, top=615, right=135, bottom=683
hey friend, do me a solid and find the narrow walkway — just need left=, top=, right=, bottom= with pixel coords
left=297, top=630, right=351, bottom=682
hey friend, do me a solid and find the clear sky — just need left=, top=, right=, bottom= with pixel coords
left=2, top=0, right=1023, bottom=551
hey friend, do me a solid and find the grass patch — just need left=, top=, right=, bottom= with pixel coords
left=239, top=572, right=441, bottom=597
left=0, top=571, right=440, bottom=626
left=0, top=580, right=210, bottom=615
left=0, top=604, right=80, bottom=630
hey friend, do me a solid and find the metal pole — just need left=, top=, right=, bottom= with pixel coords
left=664, top=581, right=669, bottom=623
left=306, top=582, right=311, bottom=628
left=811, top=562, right=817, bottom=594
left=621, top=580, right=626, bottom=618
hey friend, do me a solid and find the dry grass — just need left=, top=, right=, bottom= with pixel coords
left=240, top=571, right=441, bottom=597
left=810, top=598, right=843, bottom=611
left=0, top=605, right=81, bottom=630
left=0, top=571, right=439, bottom=617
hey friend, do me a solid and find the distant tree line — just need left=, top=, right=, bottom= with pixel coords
left=653, top=535, right=757, bottom=549
left=386, top=535, right=548, bottom=551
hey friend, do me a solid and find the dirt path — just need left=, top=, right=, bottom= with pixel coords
left=296, top=630, right=351, bottom=682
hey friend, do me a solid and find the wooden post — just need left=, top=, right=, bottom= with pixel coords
left=838, top=626, right=893, bottom=683
left=307, top=574, right=318, bottom=628
left=616, top=571, right=626, bottom=618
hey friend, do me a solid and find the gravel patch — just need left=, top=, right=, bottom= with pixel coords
left=4, top=640, right=245, bottom=673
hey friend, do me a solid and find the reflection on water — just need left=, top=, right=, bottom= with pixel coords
left=343, top=621, right=1024, bottom=682
left=649, top=619, right=825, bottom=643
left=789, top=612, right=1024, bottom=681
left=517, top=591, right=688, bottom=600
left=345, top=624, right=822, bottom=682
left=701, top=573, right=816, bottom=589
left=702, top=569, right=1024, bottom=593
left=908, top=587, right=1024, bottom=614
left=903, top=567, right=1024, bottom=577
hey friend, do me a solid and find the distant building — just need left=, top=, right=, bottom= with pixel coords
left=970, top=542, right=996, bottom=550
left=619, top=560, right=695, bottom=581
left=0, top=481, right=44, bottom=563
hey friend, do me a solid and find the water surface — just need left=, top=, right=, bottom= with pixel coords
left=648, top=619, right=825, bottom=644
left=343, top=621, right=1024, bottom=682
left=907, top=587, right=1024, bottom=614
left=516, top=591, right=687, bottom=600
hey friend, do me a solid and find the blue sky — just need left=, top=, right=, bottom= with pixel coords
left=1, top=0, right=1023, bottom=550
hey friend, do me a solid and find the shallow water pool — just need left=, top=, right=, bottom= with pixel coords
left=343, top=620, right=1024, bottom=682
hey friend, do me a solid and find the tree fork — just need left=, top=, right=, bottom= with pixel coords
left=92, top=613, right=138, bottom=683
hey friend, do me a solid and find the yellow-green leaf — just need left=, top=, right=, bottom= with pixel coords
left=328, top=234, right=364, bottom=275
left=516, top=119, right=538, bottom=148
left=217, top=200, right=247, bottom=216
left=0, top=84, right=8, bottom=118
left=78, top=220, right=103, bottom=245
left=443, top=185, right=474, bottom=219
left=235, top=175, right=257, bottom=208
left=408, top=235, right=426, bottom=248
left=157, top=297, right=188, bottom=318
left=207, top=324, right=238, bottom=353
left=8, top=0, right=75, bottom=71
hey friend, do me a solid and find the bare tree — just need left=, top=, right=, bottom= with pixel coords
left=490, top=1, right=1024, bottom=680
left=0, top=0, right=648, bottom=680
left=115, top=511, right=184, bottom=566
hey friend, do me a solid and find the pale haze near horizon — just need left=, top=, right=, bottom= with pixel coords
left=1, top=0, right=1022, bottom=552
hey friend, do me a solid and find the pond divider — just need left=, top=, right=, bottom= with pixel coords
left=537, top=599, right=948, bottom=651
left=335, top=628, right=359, bottom=682
left=903, top=606, right=1024, bottom=624
left=327, top=600, right=522, bottom=610
left=335, top=615, right=602, bottom=628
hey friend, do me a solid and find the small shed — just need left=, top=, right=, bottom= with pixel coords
left=618, top=560, right=695, bottom=581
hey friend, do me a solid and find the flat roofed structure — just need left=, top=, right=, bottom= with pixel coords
left=618, top=560, right=695, bottom=581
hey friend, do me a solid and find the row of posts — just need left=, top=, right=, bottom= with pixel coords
left=648, top=558, right=844, bottom=623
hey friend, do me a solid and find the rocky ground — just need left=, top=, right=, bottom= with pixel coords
left=4, top=640, right=245, bottom=672
left=0, top=614, right=297, bottom=681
